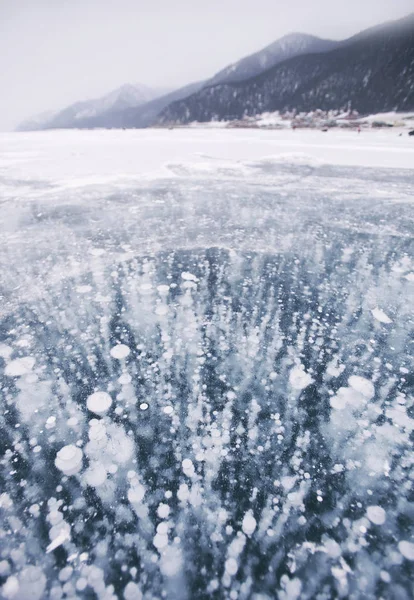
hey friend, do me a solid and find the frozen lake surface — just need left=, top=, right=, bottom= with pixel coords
left=0, top=129, right=413, bottom=599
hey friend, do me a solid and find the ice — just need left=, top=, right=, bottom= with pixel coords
left=159, top=546, right=183, bottom=577
left=55, top=445, right=83, bottom=475
left=46, top=529, right=70, bottom=553
left=76, top=284, right=92, bottom=293
left=182, top=458, right=195, bottom=477
left=4, top=357, right=35, bottom=377
left=124, top=581, right=142, bottom=599
left=371, top=307, right=393, bottom=324
left=6, top=567, right=47, bottom=600
left=84, top=463, right=107, bottom=487
left=242, top=511, right=257, bottom=536
left=398, top=541, right=414, bottom=561
left=330, top=387, right=353, bottom=410
left=58, top=566, right=73, bottom=583
left=118, top=373, right=132, bottom=384
left=153, top=532, right=169, bottom=549
left=157, top=522, right=169, bottom=535
left=0, top=128, right=413, bottom=599
left=110, top=344, right=130, bottom=359
left=225, top=557, right=239, bottom=575
left=157, top=503, right=170, bottom=518
left=280, top=577, right=302, bottom=600
left=289, top=365, right=314, bottom=390
left=366, top=506, right=386, bottom=525
left=177, top=483, right=190, bottom=502
left=2, top=576, right=19, bottom=599
left=181, top=271, right=198, bottom=282
left=348, top=375, right=375, bottom=399
left=86, top=391, right=112, bottom=414
left=0, top=344, right=13, bottom=359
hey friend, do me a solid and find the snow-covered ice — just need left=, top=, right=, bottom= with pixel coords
left=0, top=129, right=413, bottom=599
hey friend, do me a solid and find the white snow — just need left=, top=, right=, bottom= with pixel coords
left=86, top=391, right=112, bottom=415
left=363, top=111, right=414, bottom=125
left=1, top=129, right=413, bottom=196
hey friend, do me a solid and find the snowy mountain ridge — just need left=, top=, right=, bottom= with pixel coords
left=207, top=32, right=340, bottom=86
left=158, top=12, right=414, bottom=124
left=16, top=13, right=414, bottom=131
left=17, top=83, right=162, bottom=131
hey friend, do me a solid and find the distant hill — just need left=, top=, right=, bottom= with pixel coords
left=17, top=83, right=163, bottom=131
left=17, top=81, right=206, bottom=131
left=16, top=110, right=59, bottom=132
left=158, top=13, right=414, bottom=124
left=67, top=80, right=206, bottom=129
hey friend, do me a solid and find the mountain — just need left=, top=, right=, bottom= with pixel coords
left=112, top=34, right=338, bottom=129
left=17, top=33, right=339, bottom=132
left=18, top=83, right=163, bottom=131
left=113, top=80, right=206, bottom=128
left=16, top=110, right=59, bottom=132
left=158, top=13, right=414, bottom=124
left=207, top=33, right=340, bottom=86
left=17, top=81, right=205, bottom=131
left=63, top=80, right=206, bottom=129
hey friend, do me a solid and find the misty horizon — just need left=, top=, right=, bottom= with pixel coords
left=1, top=0, right=414, bottom=130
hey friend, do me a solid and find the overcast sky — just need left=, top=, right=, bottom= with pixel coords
left=0, top=0, right=413, bottom=130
